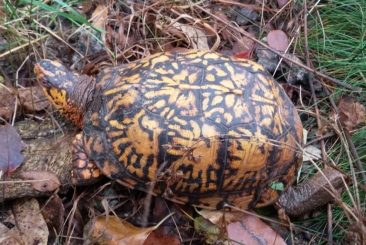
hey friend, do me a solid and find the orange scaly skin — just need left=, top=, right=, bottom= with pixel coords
left=35, top=50, right=303, bottom=210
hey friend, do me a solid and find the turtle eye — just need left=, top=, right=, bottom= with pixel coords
left=40, top=78, right=49, bottom=87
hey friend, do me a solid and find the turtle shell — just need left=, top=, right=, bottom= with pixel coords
left=82, top=50, right=303, bottom=210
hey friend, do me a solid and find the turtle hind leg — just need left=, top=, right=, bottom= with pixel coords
left=72, top=133, right=101, bottom=185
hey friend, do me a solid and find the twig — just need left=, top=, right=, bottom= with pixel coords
left=304, top=133, right=335, bottom=147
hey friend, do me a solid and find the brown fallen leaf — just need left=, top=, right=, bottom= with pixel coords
left=19, top=171, right=61, bottom=192
left=316, top=115, right=337, bottom=136
left=0, top=123, right=25, bottom=175
left=0, top=198, right=49, bottom=245
left=267, top=30, right=289, bottom=52
left=152, top=197, right=183, bottom=238
left=18, top=86, right=51, bottom=112
left=91, top=5, right=108, bottom=29
left=232, top=35, right=255, bottom=58
left=336, top=96, right=365, bottom=132
left=39, top=195, right=65, bottom=235
left=0, top=86, right=16, bottom=120
left=196, top=209, right=245, bottom=225
left=171, top=20, right=210, bottom=50
left=317, top=96, right=365, bottom=136
left=142, top=232, right=181, bottom=245
left=211, top=11, right=232, bottom=42
left=0, top=0, right=5, bottom=19
left=0, top=86, right=50, bottom=120
left=227, top=212, right=286, bottom=245
left=106, top=24, right=130, bottom=47
left=80, top=2, right=93, bottom=13
left=85, top=213, right=174, bottom=244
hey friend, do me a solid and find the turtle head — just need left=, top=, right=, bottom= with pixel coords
left=35, top=59, right=95, bottom=127
left=34, top=59, right=79, bottom=110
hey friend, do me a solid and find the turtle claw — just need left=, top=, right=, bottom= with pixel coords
left=72, top=133, right=101, bottom=185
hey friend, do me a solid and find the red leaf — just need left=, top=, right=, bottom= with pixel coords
left=277, top=0, right=288, bottom=8
left=267, top=30, right=289, bottom=52
left=232, top=35, right=255, bottom=59
left=0, top=123, right=25, bottom=174
left=227, top=212, right=286, bottom=245
left=234, top=51, right=251, bottom=60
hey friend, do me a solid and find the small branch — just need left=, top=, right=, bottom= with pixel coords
left=304, top=133, right=335, bottom=147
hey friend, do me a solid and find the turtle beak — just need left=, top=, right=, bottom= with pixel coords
left=34, top=63, right=42, bottom=79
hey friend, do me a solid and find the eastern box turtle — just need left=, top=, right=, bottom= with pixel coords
left=34, top=50, right=303, bottom=210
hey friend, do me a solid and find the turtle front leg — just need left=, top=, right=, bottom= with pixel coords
left=72, top=133, right=101, bottom=185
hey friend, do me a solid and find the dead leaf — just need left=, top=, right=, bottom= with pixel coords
left=39, top=195, right=65, bottom=234
left=196, top=209, right=245, bottom=225
left=267, top=30, right=289, bottom=52
left=116, top=21, right=128, bottom=46
left=194, top=216, right=220, bottom=244
left=0, top=198, right=49, bottom=245
left=153, top=197, right=183, bottom=238
left=0, top=0, right=5, bottom=19
left=317, top=96, right=365, bottom=135
left=303, top=145, right=322, bottom=161
left=0, top=223, right=9, bottom=234
left=336, top=96, right=365, bottom=131
left=227, top=212, right=286, bottom=245
left=0, top=123, right=25, bottom=175
left=232, top=32, right=256, bottom=59
left=0, top=87, right=16, bottom=120
left=277, top=0, right=288, bottom=8
left=0, top=86, right=50, bottom=120
left=142, top=232, right=181, bottom=245
left=232, top=36, right=255, bottom=56
left=316, top=111, right=339, bottom=136
left=18, top=86, right=51, bottom=112
left=212, top=11, right=232, bottom=41
left=19, top=171, right=61, bottom=192
left=286, top=17, right=297, bottom=34
left=85, top=213, right=174, bottom=244
left=81, top=2, right=93, bottom=14
left=316, top=121, right=336, bottom=137
left=91, top=5, right=108, bottom=29
left=171, top=21, right=209, bottom=50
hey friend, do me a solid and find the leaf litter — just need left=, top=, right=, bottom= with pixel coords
left=0, top=1, right=365, bottom=245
